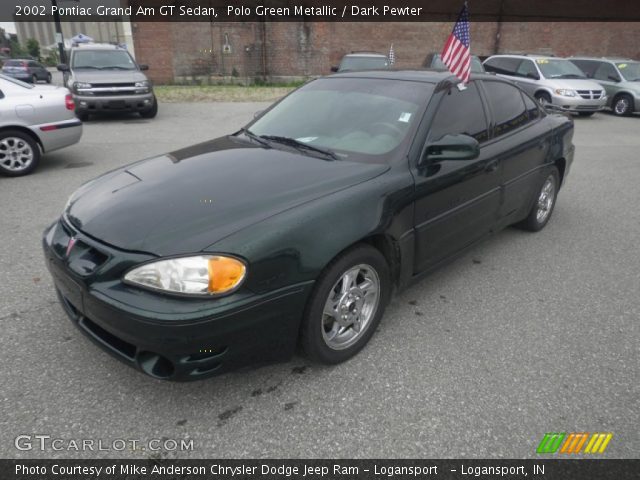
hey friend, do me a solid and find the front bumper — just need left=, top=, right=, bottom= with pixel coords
left=550, top=94, right=606, bottom=113
left=74, top=92, right=155, bottom=113
left=43, top=219, right=313, bottom=381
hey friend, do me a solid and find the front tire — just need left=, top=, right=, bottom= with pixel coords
left=46, top=72, right=52, bottom=84
left=612, top=94, right=633, bottom=117
left=535, top=91, right=552, bottom=107
left=301, top=244, right=391, bottom=364
left=517, top=167, right=560, bottom=232
left=0, top=130, right=41, bottom=176
left=140, top=95, right=158, bottom=118
left=76, top=111, right=89, bottom=122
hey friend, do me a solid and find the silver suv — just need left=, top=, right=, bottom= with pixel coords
left=58, top=43, right=157, bottom=121
left=568, top=57, right=640, bottom=116
left=483, top=54, right=606, bottom=116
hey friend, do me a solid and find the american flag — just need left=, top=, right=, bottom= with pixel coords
left=388, top=44, right=395, bottom=65
left=441, top=3, right=471, bottom=83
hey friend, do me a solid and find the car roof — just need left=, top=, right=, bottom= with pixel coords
left=329, top=69, right=498, bottom=84
left=343, top=52, right=387, bottom=58
left=71, top=43, right=123, bottom=51
left=487, top=54, right=566, bottom=61
left=569, top=56, right=637, bottom=62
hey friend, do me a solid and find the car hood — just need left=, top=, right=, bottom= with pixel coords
left=71, top=69, right=148, bottom=84
left=545, top=78, right=605, bottom=91
left=619, top=80, right=640, bottom=92
left=65, top=136, right=389, bottom=256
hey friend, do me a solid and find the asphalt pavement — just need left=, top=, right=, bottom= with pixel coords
left=0, top=104, right=638, bottom=459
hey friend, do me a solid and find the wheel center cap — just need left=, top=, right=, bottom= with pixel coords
left=338, top=288, right=365, bottom=325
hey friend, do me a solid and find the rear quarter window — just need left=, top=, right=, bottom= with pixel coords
left=482, top=81, right=530, bottom=137
left=484, top=57, right=521, bottom=76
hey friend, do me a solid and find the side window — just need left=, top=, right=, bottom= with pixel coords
left=522, top=93, right=541, bottom=121
left=429, top=82, right=489, bottom=143
left=570, top=60, right=599, bottom=78
left=516, top=60, right=539, bottom=79
left=482, top=81, right=530, bottom=137
left=484, top=57, right=521, bottom=76
left=594, top=63, right=620, bottom=82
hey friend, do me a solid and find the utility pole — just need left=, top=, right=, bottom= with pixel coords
left=51, top=0, right=67, bottom=64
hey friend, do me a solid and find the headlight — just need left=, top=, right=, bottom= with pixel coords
left=554, top=88, right=576, bottom=97
left=74, top=82, right=92, bottom=90
left=134, top=80, right=149, bottom=88
left=124, top=255, right=246, bottom=296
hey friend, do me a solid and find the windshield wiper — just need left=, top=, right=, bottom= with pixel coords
left=74, top=66, right=102, bottom=70
left=103, top=66, right=134, bottom=70
left=557, top=74, right=586, bottom=79
left=260, top=135, right=338, bottom=160
left=237, top=128, right=271, bottom=148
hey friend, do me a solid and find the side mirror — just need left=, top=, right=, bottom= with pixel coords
left=423, top=134, right=480, bottom=164
left=139, top=64, right=149, bottom=71
left=57, top=64, right=70, bottom=72
left=607, top=75, right=620, bottom=82
left=330, top=66, right=339, bottom=73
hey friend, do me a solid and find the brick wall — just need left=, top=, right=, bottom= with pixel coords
left=131, top=21, right=640, bottom=84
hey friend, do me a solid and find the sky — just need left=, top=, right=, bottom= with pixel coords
left=0, top=22, right=16, bottom=34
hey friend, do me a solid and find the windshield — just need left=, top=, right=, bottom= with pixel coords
left=249, top=78, right=433, bottom=161
left=71, top=50, right=137, bottom=70
left=431, top=55, right=485, bottom=73
left=617, top=62, right=640, bottom=81
left=536, top=59, right=586, bottom=79
left=338, top=56, right=389, bottom=72
left=0, top=74, right=34, bottom=89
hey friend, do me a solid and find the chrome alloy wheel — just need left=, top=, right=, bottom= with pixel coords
left=321, top=264, right=380, bottom=350
left=614, top=97, right=630, bottom=115
left=0, top=137, right=35, bottom=172
left=536, top=176, right=556, bottom=224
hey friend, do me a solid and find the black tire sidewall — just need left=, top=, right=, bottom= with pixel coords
left=528, top=167, right=560, bottom=231
left=613, top=94, right=633, bottom=116
left=0, top=130, right=41, bottom=176
left=301, top=244, right=391, bottom=364
left=140, top=95, right=158, bottom=118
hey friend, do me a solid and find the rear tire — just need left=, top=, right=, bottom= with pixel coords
left=612, top=94, right=633, bottom=117
left=300, top=244, right=391, bottom=364
left=46, top=72, right=52, bottom=84
left=31, top=74, right=38, bottom=84
left=0, top=130, right=41, bottom=177
left=516, top=167, right=560, bottom=232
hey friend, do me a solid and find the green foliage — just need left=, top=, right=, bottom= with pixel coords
left=26, top=38, right=40, bottom=60
left=9, top=38, right=25, bottom=58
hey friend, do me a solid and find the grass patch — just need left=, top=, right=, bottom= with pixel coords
left=155, top=85, right=298, bottom=103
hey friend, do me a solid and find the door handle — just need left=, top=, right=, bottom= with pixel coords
left=485, top=160, right=499, bottom=173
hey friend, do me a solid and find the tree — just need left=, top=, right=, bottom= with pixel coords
left=26, top=38, right=40, bottom=60
left=9, top=38, right=25, bottom=58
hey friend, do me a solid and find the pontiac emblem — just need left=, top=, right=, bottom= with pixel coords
left=66, top=237, right=77, bottom=257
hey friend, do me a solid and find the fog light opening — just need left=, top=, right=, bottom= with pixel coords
left=137, top=351, right=175, bottom=379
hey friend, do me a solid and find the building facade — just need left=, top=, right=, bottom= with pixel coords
left=130, top=21, right=640, bottom=84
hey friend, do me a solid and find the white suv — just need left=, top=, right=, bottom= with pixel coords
left=483, top=55, right=606, bottom=116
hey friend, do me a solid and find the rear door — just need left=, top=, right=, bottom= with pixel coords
left=480, top=80, right=551, bottom=226
left=412, top=81, right=501, bottom=272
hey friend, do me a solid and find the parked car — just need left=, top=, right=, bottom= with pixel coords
left=2, top=59, right=52, bottom=84
left=57, top=43, right=157, bottom=121
left=0, top=75, right=82, bottom=176
left=44, top=70, right=573, bottom=380
left=568, top=57, right=640, bottom=116
left=331, top=52, right=390, bottom=73
left=483, top=54, right=607, bottom=116
left=423, top=52, right=486, bottom=73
